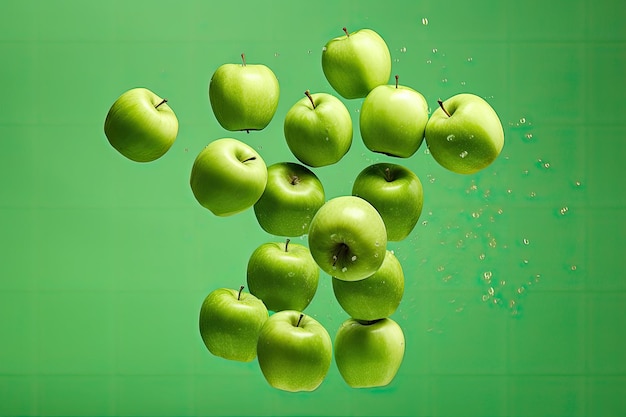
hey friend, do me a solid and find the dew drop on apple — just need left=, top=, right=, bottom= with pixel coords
left=446, top=134, right=455, bottom=141
left=351, top=255, right=357, bottom=262
left=460, top=150, right=469, bottom=158
left=341, top=267, right=348, bottom=273
left=322, top=46, right=327, bottom=52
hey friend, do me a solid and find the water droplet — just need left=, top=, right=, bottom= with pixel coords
left=507, top=189, right=513, bottom=194
left=447, top=134, right=455, bottom=141
left=460, top=150, right=469, bottom=158
left=308, top=50, right=312, bottom=54
left=497, top=208, right=504, bottom=215
left=424, top=148, right=431, bottom=154
left=525, top=133, right=534, bottom=140
left=519, top=117, right=526, bottom=124
left=488, top=287, right=495, bottom=296
left=489, top=238, right=497, bottom=248
left=467, top=57, right=473, bottom=62
left=432, top=48, right=438, bottom=53
left=559, top=206, right=569, bottom=215
left=472, top=212, right=480, bottom=219
left=437, top=265, right=445, bottom=272
left=517, top=286, right=526, bottom=294
left=570, top=265, right=577, bottom=271
left=400, top=46, right=407, bottom=53
left=351, top=255, right=357, bottom=262
left=322, top=46, right=327, bottom=52
left=426, top=59, right=432, bottom=64
left=422, top=220, right=429, bottom=226
left=422, top=17, right=429, bottom=25
left=500, top=279, right=507, bottom=286
left=575, top=180, right=582, bottom=187
left=274, top=52, right=280, bottom=57
left=529, top=191, right=536, bottom=198
left=375, top=241, right=380, bottom=247
left=460, top=81, right=466, bottom=86
left=482, top=294, right=490, bottom=302
left=483, top=271, right=493, bottom=281
left=374, top=253, right=379, bottom=258
left=288, top=272, right=295, bottom=277
left=523, top=238, right=530, bottom=245
left=543, top=162, right=551, bottom=169
left=522, top=259, right=529, bottom=265
left=479, top=253, right=486, bottom=260
left=341, top=267, right=347, bottom=273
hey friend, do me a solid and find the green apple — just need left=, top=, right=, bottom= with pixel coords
left=253, top=162, right=325, bottom=237
left=334, top=317, right=405, bottom=388
left=332, top=250, right=404, bottom=321
left=257, top=311, right=332, bottom=392
left=352, top=162, right=424, bottom=242
left=359, top=75, right=429, bottom=158
left=246, top=239, right=320, bottom=312
left=198, top=286, right=269, bottom=362
left=322, top=27, right=391, bottom=99
left=308, top=196, right=387, bottom=282
left=284, top=90, right=352, bottom=167
left=209, top=54, right=280, bottom=132
left=104, top=87, right=178, bottom=162
left=424, top=93, right=505, bottom=174
left=190, top=138, right=267, bottom=216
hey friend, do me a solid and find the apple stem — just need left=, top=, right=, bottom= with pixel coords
left=241, top=53, right=246, bottom=67
left=296, top=313, right=304, bottom=327
left=241, top=156, right=256, bottom=163
left=395, top=75, right=399, bottom=89
left=290, top=175, right=300, bottom=185
left=343, top=27, right=349, bottom=37
left=238, top=285, right=244, bottom=300
left=438, top=99, right=451, bottom=117
left=384, top=167, right=393, bottom=182
left=304, top=90, right=316, bottom=109
left=285, top=238, right=290, bottom=252
left=155, top=99, right=167, bottom=109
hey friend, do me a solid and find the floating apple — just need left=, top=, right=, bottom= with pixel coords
left=308, top=196, right=387, bottom=282
left=332, top=250, right=404, bottom=321
left=104, top=87, right=178, bottom=162
left=425, top=93, right=505, bottom=174
left=359, top=75, right=429, bottom=158
left=334, top=317, right=405, bottom=388
left=253, top=162, right=325, bottom=237
left=284, top=90, right=352, bottom=167
left=322, top=27, right=391, bottom=99
left=209, top=54, right=280, bottom=132
left=257, top=311, right=332, bottom=392
left=198, top=286, right=269, bottom=362
left=352, top=162, right=424, bottom=241
left=246, top=239, right=320, bottom=312
left=189, top=138, right=267, bottom=216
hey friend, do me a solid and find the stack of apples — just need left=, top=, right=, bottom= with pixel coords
left=103, top=27, right=505, bottom=392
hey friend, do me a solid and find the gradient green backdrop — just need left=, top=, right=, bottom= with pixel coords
left=1, top=1, right=625, bottom=416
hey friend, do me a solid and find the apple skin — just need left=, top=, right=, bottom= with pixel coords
left=359, top=80, right=429, bottom=158
left=189, top=138, right=267, bottom=217
left=284, top=92, right=352, bottom=167
left=257, top=310, right=332, bottom=392
left=208, top=56, right=280, bottom=132
left=425, top=93, right=505, bottom=174
left=308, top=196, right=387, bottom=282
left=332, top=250, right=404, bottom=321
left=246, top=239, right=320, bottom=312
left=322, top=28, right=391, bottom=99
left=334, top=317, right=405, bottom=388
left=198, top=286, right=269, bottom=362
left=352, top=162, right=424, bottom=242
left=104, top=87, right=178, bottom=162
left=253, top=162, right=325, bottom=237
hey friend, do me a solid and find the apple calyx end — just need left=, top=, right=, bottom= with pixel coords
left=285, top=238, right=290, bottom=252
left=343, top=27, right=349, bottom=37
left=237, top=285, right=245, bottom=300
left=155, top=99, right=168, bottom=109
left=304, top=90, right=316, bottom=109
left=438, top=99, right=451, bottom=117
left=290, top=175, right=300, bottom=186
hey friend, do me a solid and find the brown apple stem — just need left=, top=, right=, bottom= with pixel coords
left=395, top=75, right=399, bottom=89
left=384, top=167, right=393, bottom=182
left=304, top=90, right=316, bottom=109
left=241, top=53, right=246, bottom=67
left=343, top=27, right=349, bottom=37
left=296, top=313, right=304, bottom=327
left=332, top=243, right=349, bottom=266
left=155, top=99, right=168, bottom=109
left=241, top=156, right=256, bottom=163
left=438, top=99, right=451, bottom=117
left=238, top=285, right=245, bottom=300
left=285, top=238, right=290, bottom=252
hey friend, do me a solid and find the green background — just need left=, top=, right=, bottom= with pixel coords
left=1, top=0, right=625, bottom=416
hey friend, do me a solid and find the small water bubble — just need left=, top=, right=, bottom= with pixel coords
left=517, top=286, right=526, bottom=294
left=437, top=265, right=445, bottom=272
left=467, top=57, right=473, bottom=62
left=525, top=133, right=534, bottom=140
left=274, top=52, right=280, bottom=57
left=523, top=238, right=530, bottom=245
left=482, top=294, right=490, bottom=302
left=543, top=162, right=551, bottom=169
left=507, top=189, right=513, bottom=194
left=308, top=50, right=312, bottom=54
left=288, top=272, right=295, bottom=277
left=575, top=180, right=582, bottom=187
left=422, top=220, right=429, bottom=226
left=489, top=238, right=497, bottom=248
left=460, top=150, right=469, bottom=158
left=529, top=191, right=536, bottom=198
left=424, top=147, right=431, bottom=154
left=488, top=287, right=495, bottom=296
left=375, top=241, right=380, bottom=247
left=332, top=255, right=338, bottom=261
left=500, top=279, right=507, bottom=286
left=374, top=253, right=379, bottom=258
left=483, top=271, right=493, bottom=280
left=497, top=208, right=504, bottom=215
left=426, top=59, right=432, bottom=64
left=422, top=17, right=429, bottom=25
left=442, top=78, right=448, bottom=83
left=522, top=259, right=529, bottom=265
left=341, top=267, right=348, bottom=273
left=461, top=81, right=466, bottom=86
left=559, top=206, right=569, bottom=215
left=570, top=265, right=577, bottom=271
left=472, top=212, right=480, bottom=219
left=432, top=48, right=438, bottom=53
left=519, top=117, right=526, bottom=124
left=479, top=253, right=486, bottom=260
left=400, top=46, right=407, bottom=53
left=322, top=46, right=327, bottom=52
left=351, top=255, right=357, bottom=262
left=447, top=134, right=455, bottom=141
